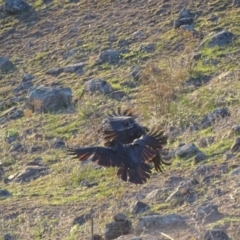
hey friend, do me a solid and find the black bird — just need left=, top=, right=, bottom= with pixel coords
left=99, top=107, right=171, bottom=172
left=67, top=128, right=164, bottom=184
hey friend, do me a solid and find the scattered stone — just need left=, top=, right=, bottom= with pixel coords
left=81, top=180, right=98, bottom=188
left=131, top=201, right=150, bottom=215
left=194, top=203, right=223, bottom=223
left=232, top=0, right=240, bottom=6
left=10, top=143, right=23, bottom=152
left=139, top=43, right=156, bottom=53
left=198, top=137, right=215, bottom=148
left=199, top=30, right=235, bottom=48
left=135, top=214, right=188, bottom=235
left=174, top=17, right=193, bottom=28
left=231, top=167, right=240, bottom=176
left=13, top=74, right=34, bottom=93
left=145, top=188, right=172, bottom=202
left=26, top=85, right=72, bottom=113
left=201, top=108, right=230, bottom=129
left=95, top=49, right=120, bottom=65
left=231, top=138, right=240, bottom=152
left=110, top=90, right=126, bottom=100
left=104, top=213, right=133, bottom=240
left=175, top=143, right=201, bottom=159
left=84, top=79, right=112, bottom=95
left=204, top=229, right=230, bottom=240
left=63, top=62, right=84, bottom=74
left=3, top=0, right=31, bottom=14
left=30, top=145, right=43, bottom=153
left=10, top=166, right=51, bottom=183
left=73, top=213, right=92, bottom=226
left=0, top=189, right=12, bottom=198
left=231, top=125, right=240, bottom=135
left=0, top=57, right=15, bottom=73
left=117, top=39, right=132, bottom=48
left=225, top=153, right=234, bottom=160
left=165, top=176, right=185, bottom=188
left=3, top=233, right=16, bottom=240
left=114, top=213, right=127, bottom=222
left=192, top=52, right=202, bottom=60
left=179, top=8, right=192, bottom=18
left=194, top=152, right=207, bottom=164
left=52, top=139, right=65, bottom=149
left=194, top=164, right=228, bottom=179
left=46, top=67, right=63, bottom=76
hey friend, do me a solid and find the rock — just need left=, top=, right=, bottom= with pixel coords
left=46, top=67, right=63, bottom=76
left=11, top=166, right=51, bottom=183
left=231, top=137, right=240, bottom=152
left=180, top=24, right=195, bottom=33
left=72, top=213, right=92, bottom=226
left=207, top=14, right=219, bottom=22
left=26, top=157, right=43, bottom=166
left=139, top=43, right=156, bottom=53
left=114, top=213, right=127, bottom=221
left=13, top=74, right=34, bottom=93
left=0, top=189, right=12, bottom=198
left=130, top=66, right=140, bottom=80
left=232, top=0, right=240, bottom=6
left=179, top=8, right=192, bottom=18
left=194, top=203, right=223, bottom=223
left=175, top=143, right=200, bottom=159
left=110, top=90, right=126, bottom=100
left=194, top=164, right=228, bottom=179
left=81, top=180, right=98, bottom=188
left=174, top=17, right=193, bottom=28
left=198, top=137, right=215, bottom=148
left=4, top=0, right=31, bottom=14
left=194, top=152, right=207, bottom=164
left=63, top=62, right=84, bottom=74
left=96, top=49, right=120, bottom=65
left=201, top=108, right=230, bottom=129
left=10, top=143, right=23, bottom=152
left=0, top=57, right=15, bottom=73
left=145, top=188, right=172, bottom=202
left=117, top=39, right=132, bottom=48
left=104, top=214, right=133, bottom=240
left=26, top=85, right=72, bottom=113
left=131, top=201, right=150, bottom=215
left=199, top=30, right=235, bottom=48
left=135, top=214, right=188, bottom=235
left=204, top=229, right=230, bottom=240
left=84, top=79, right=112, bottom=95
left=231, top=125, right=240, bottom=135
left=52, top=139, right=65, bottom=149
left=3, top=233, right=16, bottom=240
left=165, top=176, right=185, bottom=188
left=231, top=167, right=240, bottom=176
left=192, top=52, right=202, bottom=60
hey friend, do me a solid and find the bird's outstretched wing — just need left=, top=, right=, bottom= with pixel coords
left=67, top=146, right=122, bottom=168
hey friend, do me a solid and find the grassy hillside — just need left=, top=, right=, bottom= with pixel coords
left=1, top=0, right=240, bottom=239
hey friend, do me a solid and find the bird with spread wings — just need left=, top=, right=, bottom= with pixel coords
left=98, top=107, right=171, bottom=173
left=67, top=127, right=166, bottom=184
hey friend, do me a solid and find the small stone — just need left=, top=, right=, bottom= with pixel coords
left=231, top=167, right=240, bottom=176
left=204, top=229, right=230, bottom=240
left=114, top=213, right=127, bottom=221
left=194, top=152, right=207, bottom=164
left=131, top=201, right=150, bottom=215
left=0, top=189, right=12, bottom=198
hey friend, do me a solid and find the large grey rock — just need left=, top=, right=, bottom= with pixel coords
left=0, top=57, right=15, bottom=73
left=104, top=213, right=133, bottom=240
left=200, top=30, right=235, bottom=48
left=135, top=214, right=188, bottom=235
left=4, top=0, right=31, bottom=14
left=84, top=79, right=112, bottom=95
left=204, top=229, right=230, bottom=240
left=96, top=49, right=120, bottom=64
left=175, top=143, right=200, bottom=159
left=26, top=85, right=72, bottom=113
